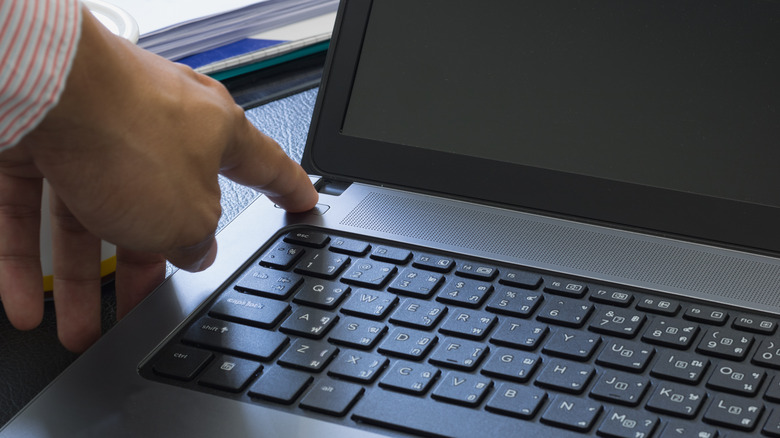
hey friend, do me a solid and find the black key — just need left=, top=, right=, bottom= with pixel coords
left=763, top=408, right=780, bottom=437
left=659, top=421, right=719, bottom=438
left=706, top=362, right=765, bottom=396
left=596, top=339, right=654, bottom=373
left=645, top=382, right=707, bottom=419
left=438, top=309, right=497, bottom=340
left=329, top=236, right=370, bottom=256
left=198, top=355, right=261, bottom=392
left=234, top=266, right=303, bottom=299
left=696, top=328, right=754, bottom=360
left=387, top=268, right=444, bottom=298
left=589, top=288, right=633, bottom=307
left=683, top=305, right=729, bottom=325
left=341, top=258, right=397, bottom=288
left=485, top=383, right=547, bottom=419
left=247, top=366, right=313, bottom=404
left=732, top=314, right=777, bottom=335
left=589, top=370, right=649, bottom=406
left=485, top=287, right=543, bottom=318
left=259, top=241, right=305, bottom=269
left=208, top=290, right=290, bottom=329
left=340, top=289, right=398, bottom=320
left=378, top=360, right=439, bottom=394
left=279, top=307, right=338, bottom=339
left=544, top=278, right=588, bottom=298
left=542, top=328, right=601, bottom=361
left=753, top=339, right=780, bottom=369
left=765, top=375, right=780, bottom=402
left=283, top=230, right=329, bottom=248
left=650, top=350, right=710, bottom=384
left=641, top=318, right=699, bottom=349
left=436, top=278, right=494, bottom=308
left=540, top=394, right=603, bottom=432
left=431, top=371, right=492, bottom=407
left=597, top=408, right=658, bottom=438
left=490, top=317, right=549, bottom=350
left=277, top=338, right=337, bottom=372
left=377, top=327, right=437, bottom=360
left=370, top=245, right=412, bottom=264
left=455, top=261, right=498, bottom=281
left=182, top=317, right=288, bottom=361
left=299, top=377, right=364, bottom=417
left=354, top=389, right=574, bottom=438
left=480, top=347, right=540, bottom=383
left=327, top=349, right=388, bottom=383
left=428, top=337, right=489, bottom=371
left=636, top=297, right=681, bottom=316
left=537, top=297, right=593, bottom=328
left=389, top=298, right=447, bottom=329
left=328, top=316, right=387, bottom=349
left=294, top=251, right=350, bottom=279
left=412, top=253, right=455, bottom=273
left=292, top=279, right=350, bottom=310
left=535, top=359, right=595, bottom=394
left=588, top=306, right=646, bottom=339
left=152, top=344, right=213, bottom=381
left=703, top=393, right=764, bottom=431
left=498, top=269, right=542, bottom=289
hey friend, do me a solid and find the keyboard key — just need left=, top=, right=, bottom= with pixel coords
left=703, top=393, right=764, bottom=431
left=636, top=297, right=681, bottom=316
left=641, top=318, right=699, bottom=349
left=234, top=266, right=303, bottom=299
left=431, top=371, right=492, bottom=407
left=498, top=269, right=542, bottom=289
left=152, top=344, right=213, bottom=381
left=696, top=328, right=753, bottom=360
left=198, top=355, right=261, bottom=392
left=342, top=258, right=398, bottom=288
left=299, top=377, right=364, bottom=417
left=597, top=408, right=658, bottom=438
left=753, top=339, right=780, bottom=369
left=542, top=328, right=601, bottom=361
left=413, top=253, right=455, bottom=273
left=762, top=408, right=780, bottom=437
left=378, top=360, right=439, bottom=394
left=589, top=370, right=649, bottom=406
left=683, top=305, right=728, bottom=325
left=208, top=290, right=290, bottom=329
left=480, top=347, right=540, bottom=383
left=340, top=289, right=398, bottom=319
left=277, top=338, right=337, bottom=372
left=537, top=297, right=594, bottom=328
left=279, top=307, right=338, bottom=339
left=247, top=366, right=313, bottom=404
left=328, top=316, right=387, bottom=349
left=764, top=375, right=780, bottom=402
left=485, top=287, right=543, bottom=318
left=490, top=317, right=549, bottom=350
left=485, top=383, right=547, bottom=419
left=259, top=241, right=305, bottom=269
left=596, top=339, right=654, bottom=373
left=389, top=298, right=447, bottom=329
left=327, top=349, right=388, bottom=383
left=544, top=278, right=588, bottom=298
left=436, top=278, right=494, bottom=308
left=438, top=309, right=497, bottom=340
left=455, top=261, right=498, bottom=281
left=283, top=230, right=330, bottom=248
left=294, top=251, right=350, bottom=279
left=589, top=288, right=633, bottom=307
left=535, top=359, right=595, bottom=394
left=387, top=268, right=444, bottom=298
left=645, top=382, right=707, bottom=419
left=377, top=327, right=437, bottom=360
left=329, top=236, right=370, bottom=256
left=540, top=394, right=603, bottom=432
left=292, top=279, right=350, bottom=310
left=732, top=314, right=777, bottom=335
left=429, top=337, right=489, bottom=371
left=588, top=307, right=646, bottom=339
left=370, top=245, right=412, bottom=264
left=182, top=317, right=288, bottom=361
left=706, top=362, right=765, bottom=396
left=650, top=350, right=709, bottom=384
left=658, top=421, right=719, bottom=438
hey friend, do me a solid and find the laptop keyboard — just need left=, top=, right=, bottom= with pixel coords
left=140, top=227, right=780, bottom=437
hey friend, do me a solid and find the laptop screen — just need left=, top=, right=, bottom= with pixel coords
left=305, top=0, right=780, bottom=252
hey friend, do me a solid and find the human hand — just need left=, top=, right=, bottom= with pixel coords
left=0, top=7, right=318, bottom=352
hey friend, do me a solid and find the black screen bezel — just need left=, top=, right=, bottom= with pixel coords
left=303, top=0, right=780, bottom=254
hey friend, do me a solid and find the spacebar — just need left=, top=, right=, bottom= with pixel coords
left=351, top=390, right=576, bottom=438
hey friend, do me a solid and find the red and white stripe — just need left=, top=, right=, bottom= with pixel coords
left=0, top=0, right=81, bottom=151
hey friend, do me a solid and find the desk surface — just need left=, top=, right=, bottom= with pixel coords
left=0, top=85, right=320, bottom=428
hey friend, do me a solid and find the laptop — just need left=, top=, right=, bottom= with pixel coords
left=3, top=0, right=780, bottom=436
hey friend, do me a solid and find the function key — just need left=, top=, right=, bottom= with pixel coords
left=370, top=246, right=412, bottom=264
left=636, top=297, right=681, bottom=316
left=283, top=230, right=330, bottom=248
left=498, top=269, right=542, bottom=289
left=544, top=279, right=588, bottom=299
left=329, top=237, right=371, bottom=256
left=413, top=253, right=455, bottom=273
left=589, top=288, right=633, bottom=307
left=683, top=305, right=729, bottom=325
left=733, top=315, right=777, bottom=335
left=455, top=262, right=498, bottom=281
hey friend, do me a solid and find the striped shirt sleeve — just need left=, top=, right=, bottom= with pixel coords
left=0, top=0, right=82, bottom=151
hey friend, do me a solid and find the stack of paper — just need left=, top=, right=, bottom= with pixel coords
left=109, top=0, right=338, bottom=76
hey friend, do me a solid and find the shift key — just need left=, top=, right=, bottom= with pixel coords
left=182, top=316, right=288, bottom=361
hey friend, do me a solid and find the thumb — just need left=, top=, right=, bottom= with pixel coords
left=164, top=235, right=218, bottom=272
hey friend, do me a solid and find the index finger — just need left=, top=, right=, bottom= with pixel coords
left=220, top=116, right=318, bottom=213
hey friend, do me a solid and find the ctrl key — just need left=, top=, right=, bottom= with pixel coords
left=152, top=344, right=213, bottom=381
